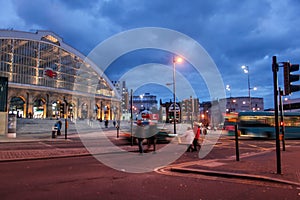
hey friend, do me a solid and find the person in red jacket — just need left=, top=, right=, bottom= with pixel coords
left=192, top=126, right=201, bottom=151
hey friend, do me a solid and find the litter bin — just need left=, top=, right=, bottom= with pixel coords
left=52, top=126, right=57, bottom=138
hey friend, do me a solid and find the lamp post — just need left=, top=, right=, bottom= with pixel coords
left=226, top=85, right=232, bottom=112
left=172, top=56, right=183, bottom=135
left=241, top=65, right=251, bottom=110
left=139, top=94, right=144, bottom=112
left=241, top=65, right=257, bottom=111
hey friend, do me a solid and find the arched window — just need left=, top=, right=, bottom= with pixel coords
left=9, top=97, right=25, bottom=118
left=33, top=98, right=46, bottom=118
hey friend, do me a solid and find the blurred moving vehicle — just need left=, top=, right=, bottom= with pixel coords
left=223, top=112, right=238, bottom=136
left=123, top=110, right=176, bottom=143
left=122, top=126, right=175, bottom=144
left=238, top=111, right=300, bottom=139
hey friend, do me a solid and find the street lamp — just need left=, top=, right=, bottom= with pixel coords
left=241, top=65, right=257, bottom=111
left=226, top=84, right=231, bottom=97
left=172, top=56, right=183, bottom=135
left=226, top=85, right=232, bottom=112
left=139, top=94, right=144, bottom=112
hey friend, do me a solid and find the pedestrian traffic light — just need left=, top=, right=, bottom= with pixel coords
left=283, top=62, right=300, bottom=95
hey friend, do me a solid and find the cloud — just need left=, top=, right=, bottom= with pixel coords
left=2, top=0, right=300, bottom=108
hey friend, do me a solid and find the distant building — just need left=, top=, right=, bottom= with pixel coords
left=220, top=97, right=264, bottom=113
left=200, top=97, right=264, bottom=127
left=111, top=81, right=129, bottom=114
left=283, top=97, right=300, bottom=112
left=181, top=97, right=200, bottom=122
left=159, top=97, right=199, bottom=123
left=131, top=93, right=158, bottom=113
left=159, top=100, right=180, bottom=123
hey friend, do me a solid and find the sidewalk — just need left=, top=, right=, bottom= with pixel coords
left=0, top=132, right=299, bottom=187
left=169, top=145, right=300, bottom=186
left=0, top=133, right=90, bottom=161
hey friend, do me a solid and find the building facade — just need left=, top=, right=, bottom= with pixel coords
left=131, top=93, right=158, bottom=113
left=112, top=80, right=129, bottom=114
left=222, top=97, right=264, bottom=112
left=283, top=97, right=300, bottom=112
left=200, top=97, right=264, bottom=127
left=181, top=97, right=200, bottom=122
left=0, top=29, right=120, bottom=120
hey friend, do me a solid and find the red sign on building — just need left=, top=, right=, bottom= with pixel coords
left=44, top=68, right=57, bottom=78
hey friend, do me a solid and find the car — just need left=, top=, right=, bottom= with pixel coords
left=122, top=127, right=175, bottom=144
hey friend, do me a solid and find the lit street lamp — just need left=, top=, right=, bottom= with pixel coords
left=172, top=56, right=183, bottom=135
left=226, top=85, right=232, bottom=112
left=226, top=84, right=231, bottom=97
left=241, top=65, right=257, bottom=111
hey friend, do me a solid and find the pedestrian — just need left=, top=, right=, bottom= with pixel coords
left=185, top=127, right=195, bottom=152
left=147, top=123, right=157, bottom=152
left=203, top=125, right=208, bottom=135
left=105, top=119, right=109, bottom=128
left=192, top=126, right=201, bottom=151
left=55, top=120, right=62, bottom=136
left=135, top=125, right=145, bottom=154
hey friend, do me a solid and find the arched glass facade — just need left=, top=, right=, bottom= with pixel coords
left=0, top=30, right=120, bottom=120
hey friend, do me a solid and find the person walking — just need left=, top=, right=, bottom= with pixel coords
left=192, top=126, right=201, bottom=151
left=147, top=123, right=158, bottom=152
left=55, top=120, right=62, bottom=136
left=135, top=124, right=146, bottom=154
left=185, top=127, right=195, bottom=152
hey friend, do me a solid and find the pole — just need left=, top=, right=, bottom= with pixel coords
left=248, top=69, right=251, bottom=111
left=190, top=96, right=194, bottom=128
left=130, top=89, right=133, bottom=146
left=272, top=56, right=281, bottom=174
left=279, top=88, right=286, bottom=151
left=173, top=57, right=177, bottom=135
left=65, top=118, right=68, bottom=140
left=63, top=97, right=68, bottom=140
left=117, top=126, right=119, bottom=138
left=235, top=124, right=240, bottom=161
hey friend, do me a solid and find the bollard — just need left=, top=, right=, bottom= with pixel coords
left=235, top=124, right=240, bottom=161
left=116, top=125, right=119, bottom=138
left=65, top=118, right=68, bottom=140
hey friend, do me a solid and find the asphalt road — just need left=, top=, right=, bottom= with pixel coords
left=0, top=155, right=299, bottom=200
left=0, top=136, right=300, bottom=199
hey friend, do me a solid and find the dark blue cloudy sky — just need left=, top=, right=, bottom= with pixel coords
left=1, top=0, right=300, bottom=109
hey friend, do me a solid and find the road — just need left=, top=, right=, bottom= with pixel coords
left=0, top=155, right=299, bottom=200
left=0, top=132, right=300, bottom=199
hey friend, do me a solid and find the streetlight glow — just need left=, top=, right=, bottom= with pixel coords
left=241, top=65, right=249, bottom=74
left=174, top=56, right=183, bottom=64
left=226, top=85, right=230, bottom=91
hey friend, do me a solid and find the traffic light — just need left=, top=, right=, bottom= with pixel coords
left=59, top=103, right=65, bottom=114
left=283, top=62, right=300, bottom=95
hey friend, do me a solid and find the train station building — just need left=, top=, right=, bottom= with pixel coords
left=0, top=29, right=120, bottom=121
